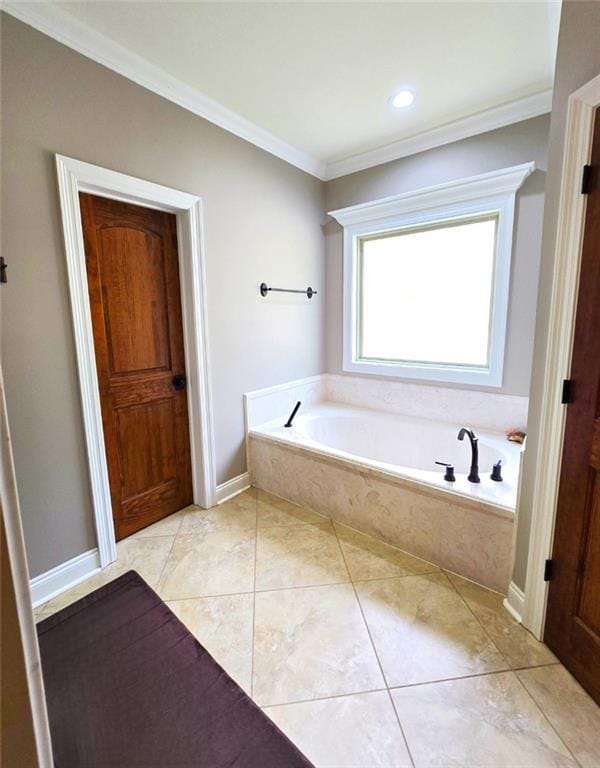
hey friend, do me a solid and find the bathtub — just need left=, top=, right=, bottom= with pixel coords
left=248, top=403, right=523, bottom=592
left=251, top=404, right=521, bottom=511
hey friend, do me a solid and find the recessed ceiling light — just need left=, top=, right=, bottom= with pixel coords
left=391, top=89, right=415, bottom=109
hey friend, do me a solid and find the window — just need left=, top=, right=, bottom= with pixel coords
left=330, top=163, right=535, bottom=387
left=359, top=215, right=497, bottom=368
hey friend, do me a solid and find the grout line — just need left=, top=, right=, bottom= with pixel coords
left=386, top=666, right=564, bottom=691
left=172, top=510, right=186, bottom=537
left=257, top=517, right=331, bottom=530
left=510, top=660, right=561, bottom=671
left=255, top=579, right=351, bottom=593
left=153, top=528, right=180, bottom=593
left=42, top=532, right=175, bottom=612
left=155, top=590, right=255, bottom=603
left=441, top=566, right=505, bottom=597
left=332, top=519, right=440, bottom=572
left=169, top=520, right=331, bottom=537
left=129, top=507, right=188, bottom=541
left=260, top=687, right=390, bottom=710
left=513, top=669, right=582, bottom=767
left=258, top=672, right=585, bottom=753
left=350, top=570, right=443, bottom=587
left=331, top=524, right=352, bottom=584
left=440, top=569, right=511, bottom=670
left=255, top=499, right=330, bottom=529
left=386, top=688, right=416, bottom=768
left=331, top=523, right=416, bottom=768
left=443, top=570, right=560, bottom=671
left=141, top=572, right=522, bottom=604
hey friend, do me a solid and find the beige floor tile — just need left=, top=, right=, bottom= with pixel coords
left=356, top=573, right=508, bottom=687
left=44, top=535, right=175, bottom=612
left=447, top=572, right=557, bottom=669
left=257, top=490, right=327, bottom=528
left=131, top=508, right=188, bottom=538
left=518, top=665, right=600, bottom=768
left=391, top=671, right=576, bottom=768
left=42, top=579, right=103, bottom=614
left=255, top=522, right=349, bottom=590
left=335, top=522, right=440, bottom=581
left=167, top=593, right=254, bottom=694
left=113, top=534, right=175, bottom=585
left=179, top=493, right=257, bottom=535
left=157, top=529, right=255, bottom=599
left=264, top=691, right=412, bottom=768
left=226, top=486, right=259, bottom=502
left=253, top=583, right=384, bottom=706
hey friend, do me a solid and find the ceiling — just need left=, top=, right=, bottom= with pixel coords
left=18, top=2, right=561, bottom=178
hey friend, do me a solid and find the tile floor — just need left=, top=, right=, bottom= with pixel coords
left=35, top=488, right=600, bottom=768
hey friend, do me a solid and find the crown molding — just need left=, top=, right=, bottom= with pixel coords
left=2, top=1, right=327, bottom=180
left=3, top=2, right=552, bottom=184
left=324, top=90, right=552, bottom=181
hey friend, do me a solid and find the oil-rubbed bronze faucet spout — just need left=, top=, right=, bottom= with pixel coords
left=458, top=428, right=480, bottom=483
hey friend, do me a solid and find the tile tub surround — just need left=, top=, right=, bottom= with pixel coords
left=36, top=489, right=600, bottom=767
left=325, top=374, right=529, bottom=434
left=244, top=373, right=529, bottom=435
left=249, top=435, right=514, bottom=592
left=245, top=374, right=325, bottom=431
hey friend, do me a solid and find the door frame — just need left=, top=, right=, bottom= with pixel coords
left=523, top=73, right=600, bottom=638
left=1, top=364, right=54, bottom=766
left=56, top=155, right=216, bottom=568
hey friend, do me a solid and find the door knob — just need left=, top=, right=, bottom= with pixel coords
left=172, top=375, right=186, bottom=391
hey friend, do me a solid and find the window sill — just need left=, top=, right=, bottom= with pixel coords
left=343, top=358, right=502, bottom=387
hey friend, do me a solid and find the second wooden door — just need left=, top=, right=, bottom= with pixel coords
left=545, top=109, right=600, bottom=704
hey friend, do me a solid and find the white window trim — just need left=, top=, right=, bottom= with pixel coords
left=329, top=162, right=535, bottom=387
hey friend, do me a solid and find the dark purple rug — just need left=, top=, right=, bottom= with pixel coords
left=37, top=570, right=314, bottom=768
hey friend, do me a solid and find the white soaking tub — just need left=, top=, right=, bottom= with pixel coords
left=248, top=403, right=524, bottom=592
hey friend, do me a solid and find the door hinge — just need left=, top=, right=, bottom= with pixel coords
left=561, top=379, right=573, bottom=404
left=581, top=164, right=593, bottom=194
left=0, top=257, right=7, bottom=284
left=544, top=559, right=553, bottom=581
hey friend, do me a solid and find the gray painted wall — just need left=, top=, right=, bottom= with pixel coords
left=513, top=0, right=600, bottom=592
left=1, top=15, right=325, bottom=577
left=324, top=115, right=550, bottom=398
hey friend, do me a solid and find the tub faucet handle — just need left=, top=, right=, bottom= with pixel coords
left=435, top=461, right=456, bottom=483
left=491, top=460, right=503, bottom=482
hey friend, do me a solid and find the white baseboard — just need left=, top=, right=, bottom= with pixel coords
left=216, top=472, right=251, bottom=504
left=29, top=476, right=251, bottom=607
left=503, top=580, right=525, bottom=623
left=29, top=548, right=101, bottom=608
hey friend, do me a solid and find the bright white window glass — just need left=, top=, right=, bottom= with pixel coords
left=358, top=215, right=498, bottom=369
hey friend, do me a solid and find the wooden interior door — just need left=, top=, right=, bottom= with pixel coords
left=545, top=109, right=600, bottom=704
left=80, top=193, right=193, bottom=540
